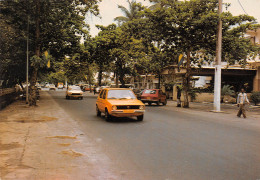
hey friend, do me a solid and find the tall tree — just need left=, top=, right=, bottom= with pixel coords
left=145, top=0, right=259, bottom=107
left=0, top=0, right=100, bottom=105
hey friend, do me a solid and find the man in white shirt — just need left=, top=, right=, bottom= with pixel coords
left=237, top=88, right=250, bottom=118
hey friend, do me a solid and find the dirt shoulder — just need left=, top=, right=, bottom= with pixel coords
left=0, top=92, right=118, bottom=180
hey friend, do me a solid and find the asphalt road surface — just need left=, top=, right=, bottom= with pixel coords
left=48, top=90, right=260, bottom=180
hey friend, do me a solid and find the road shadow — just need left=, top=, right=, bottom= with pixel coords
left=96, top=115, right=144, bottom=124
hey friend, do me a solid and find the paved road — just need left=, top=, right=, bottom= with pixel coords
left=48, top=90, right=260, bottom=180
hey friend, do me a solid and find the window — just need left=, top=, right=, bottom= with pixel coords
left=102, top=90, right=107, bottom=99
left=107, top=90, right=136, bottom=99
left=70, top=86, right=81, bottom=90
left=144, top=90, right=157, bottom=94
left=99, top=90, right=104, bottom=98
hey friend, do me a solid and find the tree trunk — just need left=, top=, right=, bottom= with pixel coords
left=29, top=67, right=37, bottom=106
left=183, top=50, right=191, bottom=108
left=29, top=0, right=40, bottom=106
left=119, top=73, right=125, bottom=88
left=115, top=72, right=119, bottom=88
left=158, top=73, right=161, bottom=89
left=98, top=68, right=102, bottom=86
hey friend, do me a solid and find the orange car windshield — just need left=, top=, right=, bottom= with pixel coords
left=107, top=90, right=136, bottom=99
left=69, top=86, right=81, bottom=90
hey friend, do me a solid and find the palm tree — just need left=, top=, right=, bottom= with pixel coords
left=114, top=0, right=144, bottom=25
left=149, top=0, right=178, bottom=10
left=221, top=85, right=235, bottom=103
left=149, top=0, right=164, bottom=10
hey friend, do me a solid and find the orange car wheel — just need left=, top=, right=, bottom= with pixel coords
left=105, top=109, right=112, bottom=122
left=96, top=106, right=101, bottom=117
left=137, top=115, right=144, bottom=121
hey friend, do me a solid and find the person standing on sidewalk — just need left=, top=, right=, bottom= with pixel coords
left=177, top=86, right=182, bottom=107
left=237, top=88, right=250, bottom=118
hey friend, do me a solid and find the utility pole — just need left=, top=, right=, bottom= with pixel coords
left=26, top=15, right=29, bottom=104
left=213, top=0, right=222, bottom=111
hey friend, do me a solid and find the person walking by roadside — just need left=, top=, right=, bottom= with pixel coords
left=237, top=88, right=250, bottom=118
left=177, top=86, right=182, bottom=107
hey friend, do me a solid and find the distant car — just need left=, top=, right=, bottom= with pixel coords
left=57, top=84, right=64, bottom=89
left=66, top=86, right=83, bottom=100
left=36, top=85, right=41, bottom=90
left=95, top=87, right=101, bottom=93
left=96, top=88, right=145, bottom=121
left=49, top=84, right=56, bottom=91
left=83, top=85, right=93, bottom=91
left=141, top=89, right=167, bottom=106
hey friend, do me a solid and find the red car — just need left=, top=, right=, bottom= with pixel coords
left=140, top=89, right=167, bottom=106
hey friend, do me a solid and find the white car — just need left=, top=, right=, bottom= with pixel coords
left=66, top=86, right=83, bottom=100
left=49, top=84, right=56, bottom=91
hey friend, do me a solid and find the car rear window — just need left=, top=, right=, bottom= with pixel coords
left=144, top=90, right=157, bottom=94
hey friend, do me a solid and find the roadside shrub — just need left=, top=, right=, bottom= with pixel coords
left=250, top=91, right=260, bottom=105
left=188, top=89, right=198, bottom=102
left=221, top=85, right=235, bottom=103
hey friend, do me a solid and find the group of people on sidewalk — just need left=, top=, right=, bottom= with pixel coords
left=176, top=87, right=250, bottom=118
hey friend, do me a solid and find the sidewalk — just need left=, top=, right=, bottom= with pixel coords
left=165, top=100, right=260, bottom=119
left=0, top=92, right=118, bottom=180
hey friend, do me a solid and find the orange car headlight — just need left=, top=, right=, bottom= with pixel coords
left=139, top=105, right=145, bottom=110
left=112, top=106, right=117, bottom=110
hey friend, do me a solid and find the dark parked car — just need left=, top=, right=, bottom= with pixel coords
left=140, top=89, right=167, bottom=106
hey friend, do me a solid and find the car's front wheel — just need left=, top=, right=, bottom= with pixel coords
left=96, top=106, right=101, bottom=117
left=162, top=99, right=167, bottom=106
left=137, top=115, right=144, bottom=121
left=105, top=109, right=112, bottom=122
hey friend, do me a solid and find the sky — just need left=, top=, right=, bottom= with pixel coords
left=86, top=0, right=260, bottom=37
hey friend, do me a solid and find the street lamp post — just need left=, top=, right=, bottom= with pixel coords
left=213, top=0, right=223, bottom=112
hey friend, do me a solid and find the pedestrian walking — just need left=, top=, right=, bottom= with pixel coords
left=237, top=88, right=250, bottom=118
left=177, top=86, right=181, bottom=107
left=93, top=87, right=96, bottom=95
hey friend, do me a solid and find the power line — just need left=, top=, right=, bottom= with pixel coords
left=237, top=0, right=248, bottom=15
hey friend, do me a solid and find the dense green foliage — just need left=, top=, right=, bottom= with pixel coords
left=1, top=0, right=259, bottom=107
left=250, top=91, right=260, bottom=105
left=221, top=85, right=235, bottom=103
left=0, top=0, right=100, bottom=105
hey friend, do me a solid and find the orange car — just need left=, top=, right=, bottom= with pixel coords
left=96, top=88, right=145, bottom=121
